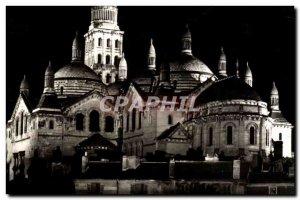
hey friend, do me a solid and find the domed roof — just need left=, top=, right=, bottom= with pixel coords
left=149, top=38, right=155, bottom=55
left=107, top=81, right=129, bottom=96
left=182, top=24, right=191, bottom=39
left=271, top=82, right=278, bottom=95
left=119, top=53, right=127, bottom=69
left=245, top=62, right=252, bottom=77
left=170, top=54, right=213, bottom=75
left=198, top=76, right=262, bottom=104
left=20, top=75, right=29, bottom=89
left=55, top=61, right=100, bottom=81
left=45, top=61, right=54, bottom=76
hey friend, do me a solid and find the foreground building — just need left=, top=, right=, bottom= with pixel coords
left=6, top=6, right=293, bottom=181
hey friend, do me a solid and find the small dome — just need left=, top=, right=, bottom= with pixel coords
left=119, top=53, right=127, bottom=69
left=72, top=31, right=81, bottom=46
left=45, top=61, right=54, bottom=76
left=107, top=81, right=129, bottom=96
left=170, top=54, right=213, bottom=75
left=55, top=62, right=100, bottom=82
left=219, top=47, right=226, bottom=61
left=149, top=38, right=155, bottom=56
left=271, top=82, right=278, bottom=95
left=182, top=24, right=191, bottom=39
left=198, top=76, right=262, bottom=104
left=245, top=62, right=252, bottom=77
left=20, top=75, right=29, bottom=89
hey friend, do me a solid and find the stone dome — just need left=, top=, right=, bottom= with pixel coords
left=20, top=75, right=29, bottom=89
left=107, top=81, right=129, bottom=96
left=198, top=76, right=262, bottom=104
left=271, top=82, right=278, bottom=95
left=45, top=61, right=54, bottom=76
left=170, top=54, right=213, bottom=75
left=55, top=61, right=100, bottom=82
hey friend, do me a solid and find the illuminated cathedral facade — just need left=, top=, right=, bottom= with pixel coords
left=6, top=6, right=293, bottom=181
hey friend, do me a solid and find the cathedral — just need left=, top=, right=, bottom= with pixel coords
left=6, top=6, right=293, bottom=181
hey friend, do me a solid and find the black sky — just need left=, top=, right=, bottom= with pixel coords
left=6, top=6, right=295, bottom=127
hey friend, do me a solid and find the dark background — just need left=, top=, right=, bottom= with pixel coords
left=6, top=6, right=295, bottom=149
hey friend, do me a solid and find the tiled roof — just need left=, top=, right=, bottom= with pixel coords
left=198, top=76, right=261, bottom=104
left=55, top=61, right=100, bottom=81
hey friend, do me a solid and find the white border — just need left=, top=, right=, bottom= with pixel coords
left=1, top=1, right=298, bottom=199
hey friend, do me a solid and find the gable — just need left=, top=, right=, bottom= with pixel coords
left=63, top=90, right=115, bottom=116
left=9, top=94, right=32, bottom=122
left=124, top=83, right=145, bottom=111
left=157, top=122, right=192, bottom=142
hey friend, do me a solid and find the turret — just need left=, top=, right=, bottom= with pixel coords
left=118, top=53, right=127, bottom=81
left=244, top=61, right=253, bottom=87
left=147, top=38, right=156, bottom=71
left=43, top=61, right=55, bottom=93
left=236, top=59, right=240, bottom=78
left=270, top=82, right=279, bottom=111
left=72, top=31, right=83, bottom=62
left=20, top=75, right=29, bottom=96
left=181, top=24, right=192, bottom=55
left=217, top=47, right=227, bottom=77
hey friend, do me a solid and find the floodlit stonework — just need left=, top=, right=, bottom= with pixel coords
left=6, top=6, right=293, bottom=182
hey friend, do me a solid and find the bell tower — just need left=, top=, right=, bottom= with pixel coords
left=84, top=6, right=124, bottom=85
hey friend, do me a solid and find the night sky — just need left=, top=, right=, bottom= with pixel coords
left=6, top=6, right=295, bottom=128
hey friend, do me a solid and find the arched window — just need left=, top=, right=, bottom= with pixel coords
left=24, top=115, right=27, bottom=133
left=168, top=114, right=173, bottom=125
left=60, top=86, right=64, bottom=95
left=98, top=38, right=102, bottom=46
left=49, top=120, right=54, bottom=129
left=227, top=126, right=233, bottom=145
left=107, top=39, right=111, bottom=47
left=106, top=73, right=111, bottom=84
left=208, top=127, right=213, bottom=146
left=32, top=121, right=35, bottom=130
left=132, top=109, right=136, bottom=131
left=106, top=55, right=111, bottom=64
left=250, top=127, right=255, bottom=145
left=138, top=142, right=143, bottom=157
left=138, top=112, right=142, bottom=129
left=279, top=133, right=282, bottom=141
left=15, top=118, right=19, bottom=136
left=20, top=112, right=23, bottom=136
left=266, top=130, right=269, bottom=146
left=126, top=113, right=129, bottom=132
left=76, top=113, right=84, bottom=130
left=98, top=54, right=102, bottom=64
left=89, top=110, right=100, bottom=132
left=105, top=116, right=114, bottom=132
left=114, top=56, right=119, bottom=66
left=115, top=40, right=119, bottom=48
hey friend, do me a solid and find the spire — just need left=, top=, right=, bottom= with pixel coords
left=118, top=53, right=127, bottom=81
left=20, top=75, right=29, bottom=96
left=148, top=38, right=156, bottom=71
left=217, top=46, right=227, bottom=77
left=72, top=31, right=83, bottom=62
left=271, top=82, right=279, bottom=95
left=244, top=61, right=253, bottom=87
left=45, top=60, right=54, bottom=76
left=270, top=82, right=279, bottom=111
left=43, top=61, right=55, bottom=93
left=236, top=59, right=240, bottom=78
left=181, top=24, right=192, bottom=55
